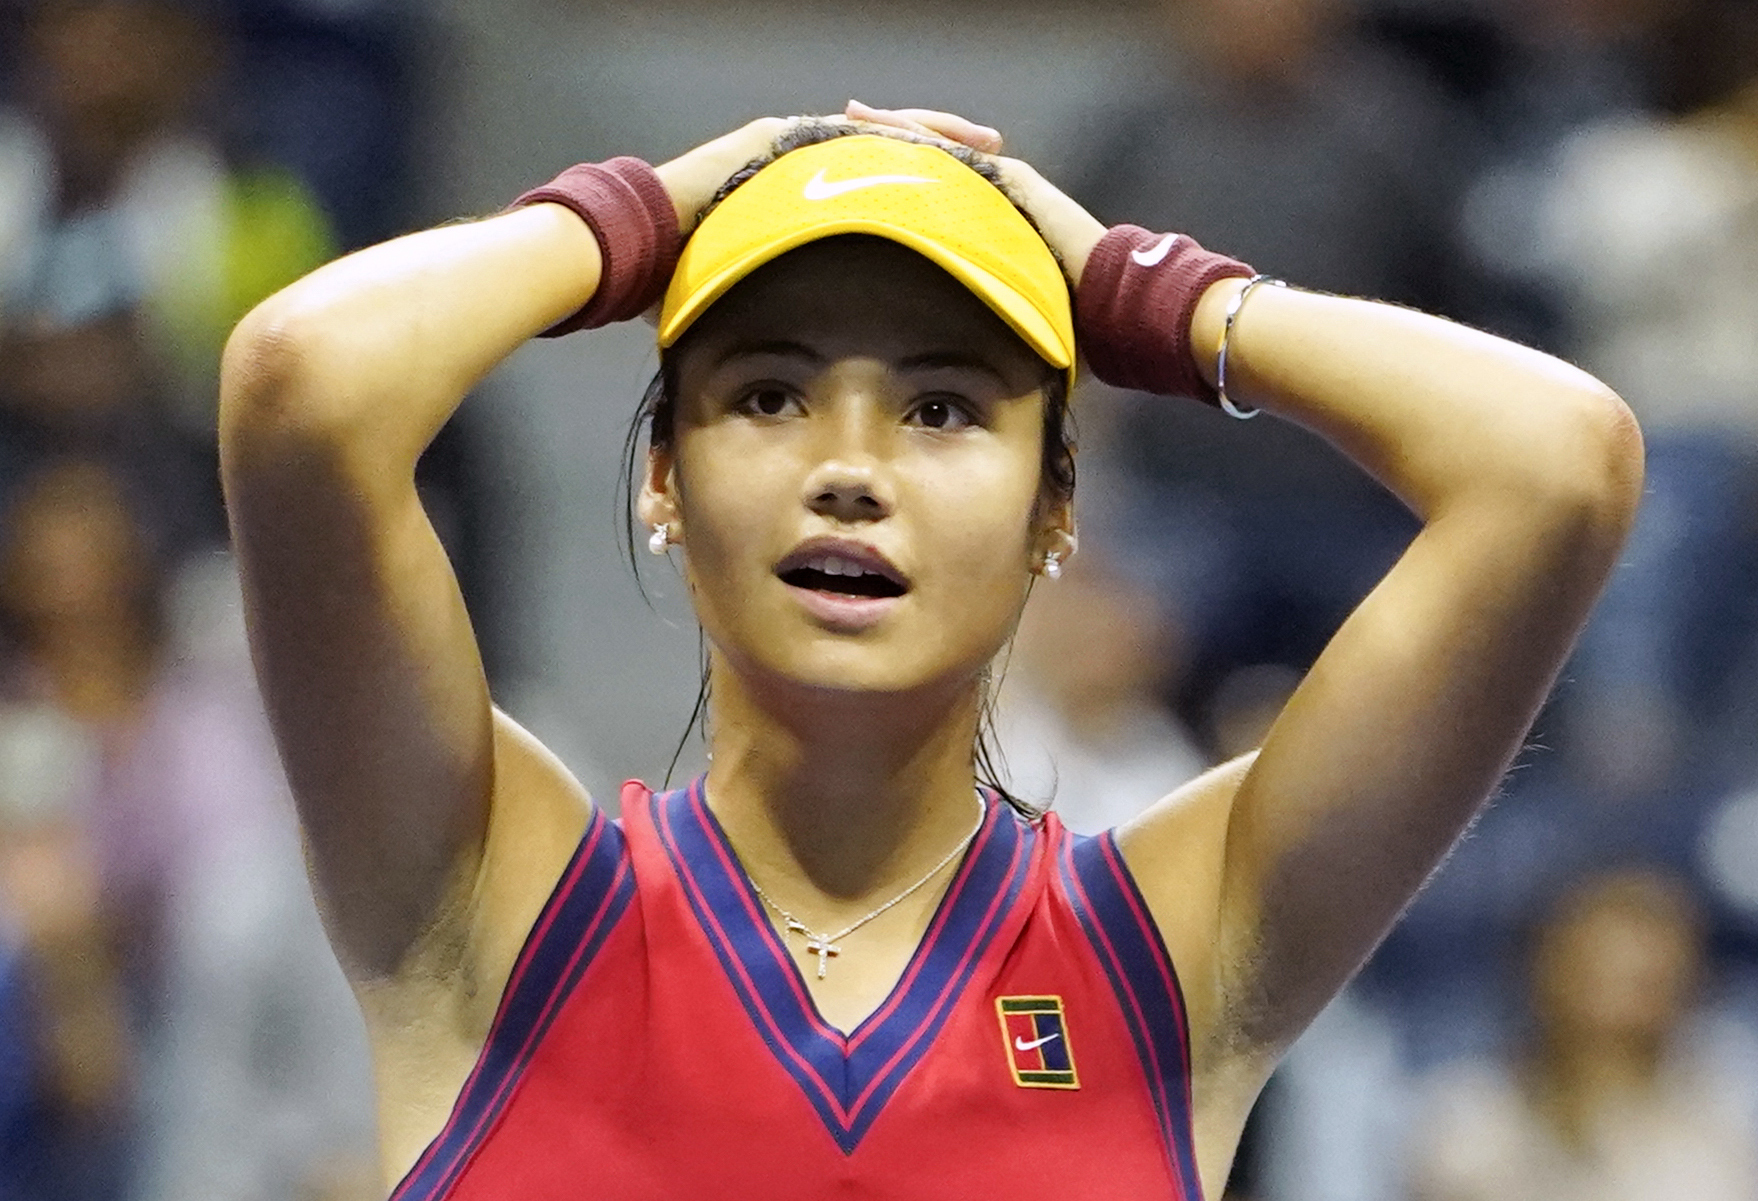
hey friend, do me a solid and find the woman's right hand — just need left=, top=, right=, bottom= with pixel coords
left=654, top=117, right=796, bottom=230
left=839, top=102, right=1108, bottom=286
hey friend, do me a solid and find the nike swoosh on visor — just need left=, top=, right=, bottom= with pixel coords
left=802, top=169, right=938, bottom=201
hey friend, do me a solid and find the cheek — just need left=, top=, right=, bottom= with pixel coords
left=911, top=456, right=1039, bottom=577
left=671, top=427, right=792, bottom=588
left=927, top=408, right=1048, bottom=552
left=902, top=438, right=1044, bottom=629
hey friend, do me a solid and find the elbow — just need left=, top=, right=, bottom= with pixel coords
left=219, top=296, right=358, bottom=453
left=219, top=304, right=301, bottom=430
left=1558, top=382, right=1645, bottom=528
left=1508, top=382, right=1645, bottom=551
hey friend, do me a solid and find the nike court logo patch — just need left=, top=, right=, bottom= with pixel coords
left=1130, top=233, right=1180, bottom=267
left=802, top=169, right=938, bottom=201
left=998, top=995, right=1078, bottom=1089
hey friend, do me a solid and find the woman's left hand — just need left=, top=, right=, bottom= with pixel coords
left=843, top=101, right=1108, bottom=285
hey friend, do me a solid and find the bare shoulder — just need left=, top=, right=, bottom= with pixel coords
left=473, top=710, right=596, bottom=1002
left=1111, top=753, right=1257, bottom=1067
left=360, top=709, right=592, bottom=1176
left=1111, top=753, right=1271, bottom=1186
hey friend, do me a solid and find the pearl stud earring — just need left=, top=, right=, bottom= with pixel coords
left=648, top=523, right=671, bottom=556
left=1043, top=551, right=1064, bottom=580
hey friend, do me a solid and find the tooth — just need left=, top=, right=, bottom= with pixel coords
left=825, top=556, right=847, bottom=576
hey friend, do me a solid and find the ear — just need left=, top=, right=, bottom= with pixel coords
left=1032, top=493, right=1076, bottom=576
left=636, top=441, right=682, bottom=543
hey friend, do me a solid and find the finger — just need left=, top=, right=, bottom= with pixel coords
left=847, top=115, right=948, bottom=146
left=887, top=108, right=1004, bottom=154
left=843, top=101, right=938, bottom=140
left=846, top=100, right=1002, bottom=154
left=848, top=101, right=1002, bottom=153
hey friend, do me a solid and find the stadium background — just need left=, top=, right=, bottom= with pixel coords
left=1, top=0, right=1756, bottom=1195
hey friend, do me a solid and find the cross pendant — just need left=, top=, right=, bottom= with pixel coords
left=804, top=936, right=841, bottom=979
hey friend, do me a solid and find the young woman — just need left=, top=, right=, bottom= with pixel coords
left=218, top=105, right=1642, bottom=1199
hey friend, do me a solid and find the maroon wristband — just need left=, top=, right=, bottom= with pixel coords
left=511, top=157, right=681, bottom=335
left=1075, top=224, right=1254, bottom=403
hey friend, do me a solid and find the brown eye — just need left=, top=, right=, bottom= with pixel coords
left=737, top=385, right=797, bottom=417
left=910, top=397, right=973, bottom=431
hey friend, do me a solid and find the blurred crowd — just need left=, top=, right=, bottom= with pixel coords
left=0, top=0, right=1755, bottom=1196
left=0, top=0, right=423, bottom=1195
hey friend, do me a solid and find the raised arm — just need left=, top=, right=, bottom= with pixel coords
left=220, top=118, right=801, bottom=994
left=1122, top=282, right=1642, bottom=1086
left=219, top=199, right=607, bottom=982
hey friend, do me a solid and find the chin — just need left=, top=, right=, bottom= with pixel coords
left=698, top=584, right=1012, bottom=706
left=773, top=643, right=954, bottom=698
left=730, top=629, right=987, bottom=706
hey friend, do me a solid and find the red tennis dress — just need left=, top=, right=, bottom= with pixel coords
left=390, top=778, right=1205, bottom=1200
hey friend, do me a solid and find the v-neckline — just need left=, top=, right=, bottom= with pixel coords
left=651, top=777, right=1034, bottom=1152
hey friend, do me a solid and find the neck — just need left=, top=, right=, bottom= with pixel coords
left=702, top=653, right=988, bottom=904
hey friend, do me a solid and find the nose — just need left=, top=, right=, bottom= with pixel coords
left=802, top=392, right=894, bottom=524
left=804, top=463, right=891, bottom=524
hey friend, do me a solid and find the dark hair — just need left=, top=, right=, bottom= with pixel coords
left=619, top=122, right=1078, bottom=816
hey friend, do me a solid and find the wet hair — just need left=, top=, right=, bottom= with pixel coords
left=619, top=122, right=1077, bottom=816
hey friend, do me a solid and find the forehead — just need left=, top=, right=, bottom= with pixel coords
left=673, top=236, right=1049, bottom=379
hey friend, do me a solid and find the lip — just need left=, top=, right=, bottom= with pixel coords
left=775, top=536, right=910, bottom=633
left=788, top=587, right=903, bottom=632
left=775, top=537, right=910, bottom=588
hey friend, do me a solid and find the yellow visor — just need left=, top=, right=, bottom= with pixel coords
left=658, top=135, right=1074, bottom=375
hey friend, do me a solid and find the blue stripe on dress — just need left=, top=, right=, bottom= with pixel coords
left=654, top=780, right=1031, bottom=1154
left=391, top=806, right=636, bottom=1200
left=1059, top=831, right=1204, bottom=1200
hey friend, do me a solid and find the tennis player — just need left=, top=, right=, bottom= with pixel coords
left=218, top=106, right=1642, bottom=1199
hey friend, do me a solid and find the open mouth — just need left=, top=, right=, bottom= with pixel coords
left=776, top=547, right=909, bottom=600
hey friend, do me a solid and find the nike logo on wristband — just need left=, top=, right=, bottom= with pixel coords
left=802, top=169, right=937, bottom=200
left=1130, top=233, right=1180, bottom=267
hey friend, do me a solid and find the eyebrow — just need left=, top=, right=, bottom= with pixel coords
left=895, top=350, right=1010, bottom=388
left=713, top=340, right=827, bottom=369
left=712, top=342, right=1016, bottom=389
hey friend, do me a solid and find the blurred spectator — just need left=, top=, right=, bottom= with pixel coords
left=222, top=0, right=424, bottom=252
left=1068, top=0, right=1437, bottom=721
left=1408, top=868, right=1758, bottom=1201
left=0, top=306, right=222, bottom=552
left=0, top=0, right=336, bottom=425
left=0, top=460, right=376, bottom=1199
left=1078, top=0, right=1467, bottom=310
left=995, top=551, right=1208, bottom=831
left=0, top=706, right=134, bottom=1198
left=1458, top=0, right=1688, bottom=342
left=1502, top=5, right=1758, bottom=797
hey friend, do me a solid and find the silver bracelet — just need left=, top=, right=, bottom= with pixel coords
left=1215, top=274, right=1286, bottom=420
